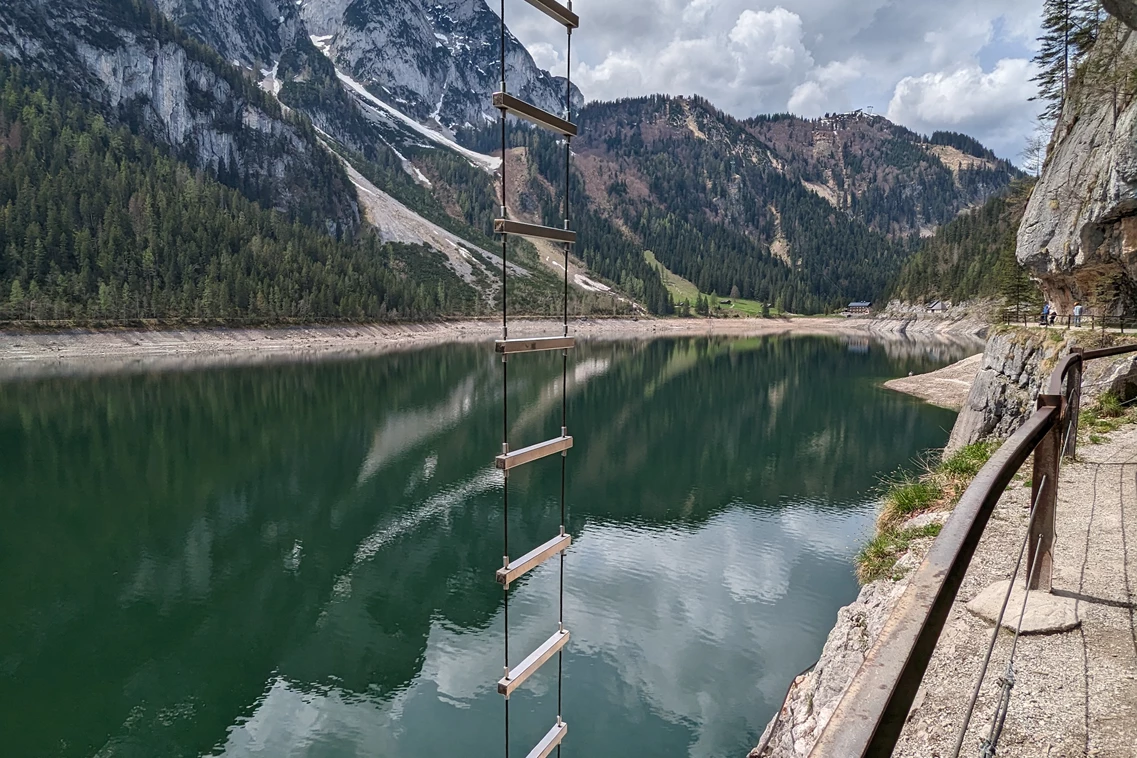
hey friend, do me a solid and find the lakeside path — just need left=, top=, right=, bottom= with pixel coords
left=0, top=317, right=900, bottom=381
left=883, top=352, right=984, bottom=411
left=894, top=426, right=1137, bottom=757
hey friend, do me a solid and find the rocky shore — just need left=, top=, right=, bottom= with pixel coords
left=0, top=316, right=953, bottom=381
left=883, top=353, right=983, bottom=410
left=752, top=326, right=1137, bottom=757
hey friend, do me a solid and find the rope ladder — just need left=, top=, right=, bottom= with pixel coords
left=494, top=1, right=579, bottom=757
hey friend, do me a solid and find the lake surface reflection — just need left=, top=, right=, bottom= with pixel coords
left=0, top=334, right=971, bottom=757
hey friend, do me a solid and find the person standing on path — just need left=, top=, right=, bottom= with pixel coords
left=1041, top=302, right=1050, bottom=326
left=1074, top=302, right=1083, bottom=327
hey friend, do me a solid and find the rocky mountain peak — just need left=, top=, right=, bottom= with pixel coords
left=154, top=0, right=306, bottom=68
left=301, top=0, right=581, bottom=133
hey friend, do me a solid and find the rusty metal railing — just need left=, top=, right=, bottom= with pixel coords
left=807, top=340, right=1137, bottom=757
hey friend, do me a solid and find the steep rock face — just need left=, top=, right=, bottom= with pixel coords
left=154, top=0, right=305, bottom=68
left=1104, top=0, right=1137, bottom=31
left=0, top=0, right=358, bottom=231
left=946, top=330, right=1063, bottom=452
left=301, top=0, right=582, bottom=132
left=1018, top=11, right=1137, bottom=313
left=153, top=0, right=391, bottom=162
left=947, top=328, right=1137, bottom=452
left=752, top=578, right=910, bottom=757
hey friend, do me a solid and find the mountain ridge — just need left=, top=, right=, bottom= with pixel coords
left=0, top=0, right=1023, bottom=320
left=300, top=0, right=581, bottom=133
left=458, top=93, right=1022, bottom=312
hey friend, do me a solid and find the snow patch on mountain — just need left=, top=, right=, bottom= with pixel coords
left=301, top=0, right=581, bottom=133
left=332, top=61, right=501, bottom=172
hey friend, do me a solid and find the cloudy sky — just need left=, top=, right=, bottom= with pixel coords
left=505, top=0, right=1045, bottom=162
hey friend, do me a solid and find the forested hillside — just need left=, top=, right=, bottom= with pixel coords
left=889, top=180, right=1039, bottom=304
left=0, top=0, right=1024, bottom=321
left=0, top=61, right=475, bottom=321
left=461, top=96, right=1019, bottom=313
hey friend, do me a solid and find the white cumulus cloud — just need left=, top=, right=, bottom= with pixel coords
left=788, top=58, right=866, bottom=116
left=887, top=58, right=1038, bottom=151
left=505, top=0, right=1048, bottom=160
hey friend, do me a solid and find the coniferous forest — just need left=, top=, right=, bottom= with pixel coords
left=889, top=180, right=1040, bottom=305
left=0, top=61, right=475, bottom=322
left=0, top=0, right=1029, bottom=325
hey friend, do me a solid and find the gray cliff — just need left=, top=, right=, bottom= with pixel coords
left=0, top=0, right=358, bottom=231
left=154, top=0, right=306, bottom=68
left=946, top=330, right=1065, bottom=452
left=301, top=0, right=583, bottom=132
left=1018, top=4, right=1137, bottom=313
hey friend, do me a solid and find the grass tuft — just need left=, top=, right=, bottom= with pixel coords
left=886, top=479, right=942, bottom=518
left=1080, top=390, right=1137, bottom=443
left=939, top=441, right=996, bottom=478
left=1098, top=391, right=1123, bottom=419
left=860, top=440, right=1001, bottom=584
left=856, top=523, right=944, bottom=583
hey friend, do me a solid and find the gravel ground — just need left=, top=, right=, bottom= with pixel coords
left=0, top=318, right=905, bottom=381
left=884, top=353, right=984, bottom=410
left=895, top=426, right=1137, bottom=758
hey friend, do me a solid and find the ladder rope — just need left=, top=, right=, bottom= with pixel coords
left=498, top=3, right=573, bottom=756
left=500, top=4, right=510, bottom=757
left=557, top=21, right=572, bottom=754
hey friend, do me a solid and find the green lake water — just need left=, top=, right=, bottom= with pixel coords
left=0, top=334, right=971, bottom=757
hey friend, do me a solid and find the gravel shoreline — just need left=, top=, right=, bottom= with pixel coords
left=0, top=317, right=896, bottom=380
left=883, top=353, right=984, bottom=410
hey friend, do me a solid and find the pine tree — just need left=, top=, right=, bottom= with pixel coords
left=996, top=245, right=1041, bottom=321
left=1033, top=0, right=1102, bottom=118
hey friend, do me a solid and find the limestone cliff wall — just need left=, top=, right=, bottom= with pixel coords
left=0, top=0, right=360, bottom=232
left=302, top=0, right=582, bottom=131
left=946, top=329, right=1066, bottom=452
left=1018, top=5, right=1137, bottom=313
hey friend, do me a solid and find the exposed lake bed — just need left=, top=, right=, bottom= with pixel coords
left=0, top=317, right=983, bottom=381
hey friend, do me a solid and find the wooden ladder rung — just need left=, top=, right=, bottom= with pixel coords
left=495, top=218, right=577, bottom=244
left=522, top=0, right=579, bottom=28
left=524, top=720, right=568, bottom=758
left=496, top=435, right=573, bottom=470
left=493, top=92, right=578, bottom=137
left=497, top=533, right=571, bottom=587
left=498, top=629, right=570, bottom=697
left=495, top=336, right=575, bottom=354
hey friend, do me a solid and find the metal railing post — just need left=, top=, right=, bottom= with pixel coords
left=1028, top=394, right=1063, bottom=591
left=1064, top=348, right=1083, bottom=461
